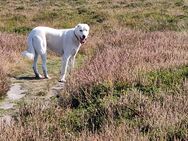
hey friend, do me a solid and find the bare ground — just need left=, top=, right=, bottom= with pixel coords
left=0, top=74, right=64, bottom=122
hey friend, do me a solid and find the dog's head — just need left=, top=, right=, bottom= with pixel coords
left=74, top=23, right=90, bottom=44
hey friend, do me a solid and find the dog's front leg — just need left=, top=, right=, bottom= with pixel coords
left=69, top=48, right=78, bottom=73
left=69, top=55, right=76, bottom=73
left=60, top=56, right=70, bottom=82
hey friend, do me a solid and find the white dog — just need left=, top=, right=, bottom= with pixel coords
left=22, top=23, right=90, bottom=82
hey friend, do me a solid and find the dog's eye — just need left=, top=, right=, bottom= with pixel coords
left=80, top=30, right=83, bottom=32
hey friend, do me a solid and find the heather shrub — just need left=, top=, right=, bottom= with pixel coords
left=66, top=29, right=188, bottom=93
left=0, top=33, right=25, bottom=96
left=0, top=66, right=9, bottom=97
left=56, top=29, right=188, bottom=139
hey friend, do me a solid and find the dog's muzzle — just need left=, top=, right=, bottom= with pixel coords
left=74, top=31, right=87, bottom=44
left=80, top=35, right=87, bottom=44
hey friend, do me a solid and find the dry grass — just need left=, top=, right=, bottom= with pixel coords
left=0, top=33, right=26, bottom=96
left=62, top=29, right=188, bottom=140
left=1, top=0, right=188, bottom=33
left=68, top=29, right=188, bottom=88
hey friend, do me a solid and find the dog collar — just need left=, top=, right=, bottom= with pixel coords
left=74, top=30, right=80, bottom=42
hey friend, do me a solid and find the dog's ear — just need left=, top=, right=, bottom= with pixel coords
left=85, top=24, right=90, bottom=30
left=75, top=23, right=81, bottom=28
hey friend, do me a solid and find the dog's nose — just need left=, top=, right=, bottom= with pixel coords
left=82, top=35, right=86, bottom=39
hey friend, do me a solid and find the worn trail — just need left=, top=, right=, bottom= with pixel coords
left=0, top=76, right=64, bottom=124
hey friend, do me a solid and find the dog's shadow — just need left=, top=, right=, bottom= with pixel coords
left=15, top=76, right=42, bottom=80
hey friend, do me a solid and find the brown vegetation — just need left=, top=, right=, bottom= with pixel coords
left=68, top=29, right=188, bottom=89
left=0, top=33, right=26, bottom=95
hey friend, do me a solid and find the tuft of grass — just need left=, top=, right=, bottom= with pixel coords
left=146, top=66, right=188, bottom=91
left=117, top=11, right=181, bottom=31
left=12, top=26, right=32, bottom=34
left=0, top=33, right=26, bottom=96
left=0, top=68, right=9, bottom=97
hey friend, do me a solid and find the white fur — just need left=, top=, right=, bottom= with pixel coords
left=22, top=23, right=90, bottom=82
left=22, top=51, right=34, bottom=60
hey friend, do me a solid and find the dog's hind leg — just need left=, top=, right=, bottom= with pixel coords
left=41, top=54, right=50, bottom=79
left=32, top=35, right=49, bottom=79
left=32, top=51, right=43, bottom=79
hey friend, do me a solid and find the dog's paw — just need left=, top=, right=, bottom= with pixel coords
left=59, top=78, right=66, bottom=83
left=45, top=75, right=51, bottom=79
left=36, top=74, right=43, bottom=79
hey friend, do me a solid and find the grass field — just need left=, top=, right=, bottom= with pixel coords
left=0, top=0, right=188, bottom=140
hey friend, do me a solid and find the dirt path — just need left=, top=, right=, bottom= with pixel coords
left=0, top=76, right=64, bottom=124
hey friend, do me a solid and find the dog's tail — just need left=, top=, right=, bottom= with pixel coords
left=21, top=36, right=35, bottom=60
